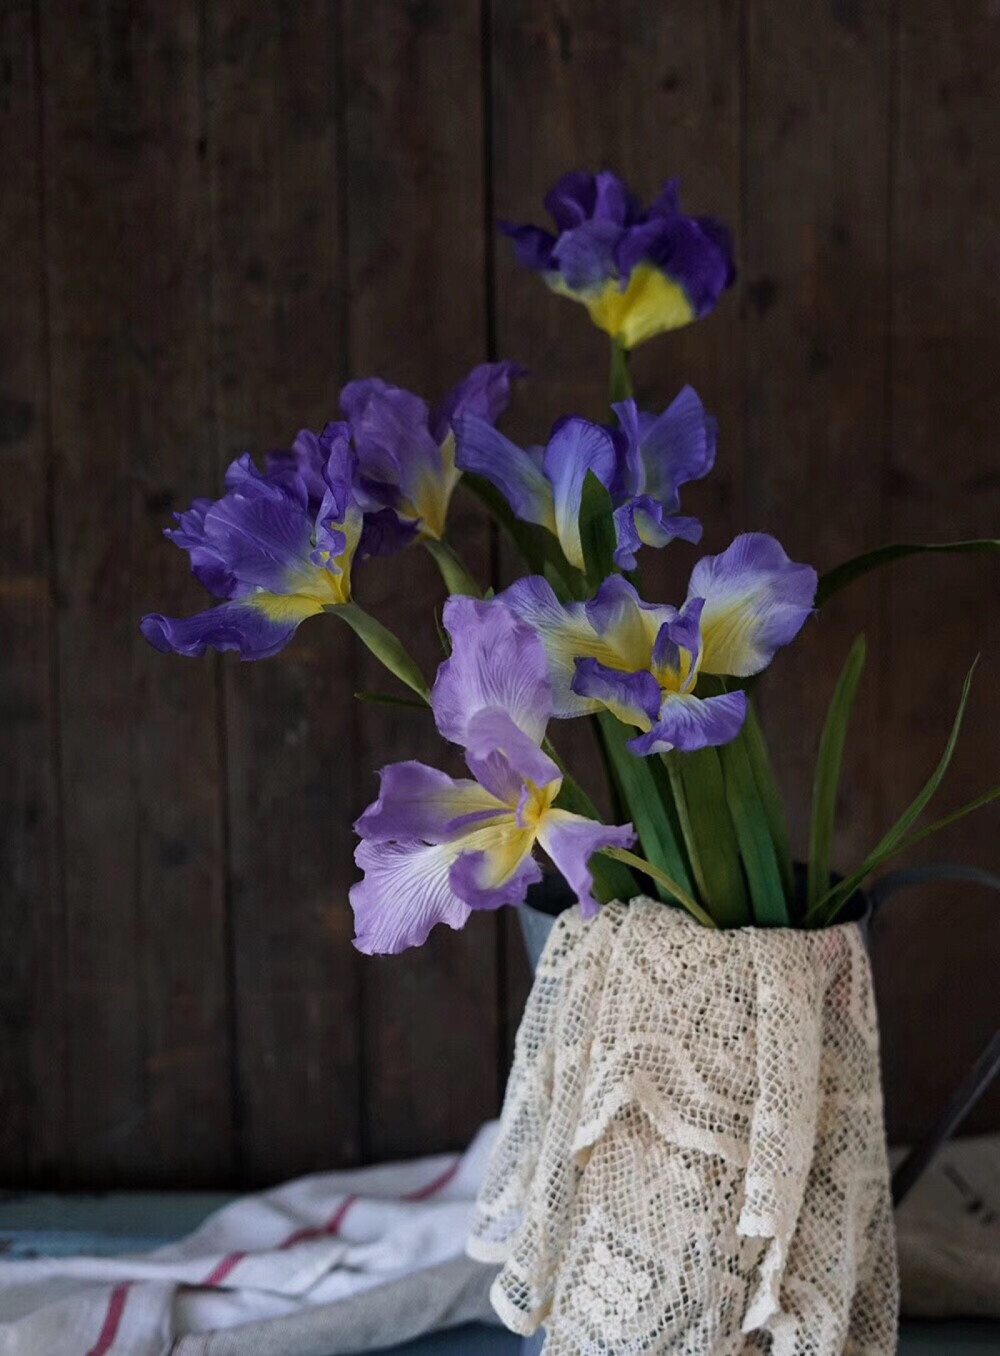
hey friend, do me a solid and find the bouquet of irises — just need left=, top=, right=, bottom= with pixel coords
left=143, top=171, right=1000, bottom=953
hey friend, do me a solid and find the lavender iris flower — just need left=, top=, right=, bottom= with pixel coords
left=350, top=597, right=635, bottom=954
left=338, top=361, right=525, bottom=549
left=500, top=534, right=817, bottom=756
left=454, top=387, right=715, bottom=571
left=501, top=171, right=735, bottom=349
left=140, top=425, right=361, bottom=660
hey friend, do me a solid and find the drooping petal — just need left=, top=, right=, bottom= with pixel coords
left=463, top=709, right=561, bottom=795
left=200, top=475, right=319, bottom=596
left=355, top=761, right=510, bottom=843
left=571, top=658, right=662, bottom=731
left=689, top=533, right=817, bottom=677
left=140, top=594, right=322, bottom=661
left=164, top=498, right=239, bottom=599
left=550, top=219, right=623, bottom=293
left=429, top=361, right=526, bottom=445
left=498, top=221, right=557, bottom=272
left=449, top=822, right=542, bottom=911
left=535, top=809, right=636, bottom=919
left=542, top=417, right=618, bottom=569
left=453, top=415, right=556, bottom=532
left=350, top=839, right=470, bottom=954
left=612, top=497, right=702, bottom=570
left=432, top=596, right=553, bottom=750
left=628, top=689, right=748, bottom=756
left=617, top=213, right=736, bottom=321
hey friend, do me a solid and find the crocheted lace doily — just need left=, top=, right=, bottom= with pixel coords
left=469, top=899, right=898, bottom=1354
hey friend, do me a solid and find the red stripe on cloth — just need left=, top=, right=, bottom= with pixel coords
left=202, top=1250, right=248, bottom=1286
left=404, top=1156, right=460, bottom=1201
left=324, top=1192, right=359, bottom=1235
left=85, top=1282, right=130, bottom=1356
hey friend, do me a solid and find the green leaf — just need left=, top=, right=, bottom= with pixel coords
left=817, top=540, right=1000, bottom=608
left=807, top=635, right=867, bottom=912
left=889, top=783, right=1000, bottom=859
left=335, top=603, right=430, bottom=701
left=354, top=690, right=430, bottom=710
left=668, top=748, right=751, bottom=927
left=720, top=734, right=790, bottom=926
left=579, top=471, right=617, bottom=586
left=811, top=656, right=980, bottom=923
left=601, top=847, right=716, bottom=928
left=422, top=537, right=482, bottom=597
left=597, top=713, right=694, bottom=902
left=738, top=701, right=794, bottom=901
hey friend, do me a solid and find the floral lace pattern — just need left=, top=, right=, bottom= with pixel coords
left=469, top=900, right=899, bottom=1354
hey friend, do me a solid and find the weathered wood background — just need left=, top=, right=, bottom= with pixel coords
left=2, top=0, right=999, bottom=1187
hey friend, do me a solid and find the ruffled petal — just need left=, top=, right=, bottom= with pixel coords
left=550, top=219, right=623, bottom=293
left=498, top=222, right=557, bottom=272
left=355, top=761, right=509, bottom=843
left=432, top=596, right=553, bottom=750
left=140, top=594, right=321, bottom=661
left=690, top=533, right=817, bottom=677
left=350, top=839, right=470, bottom=954
left=453, top=415, right=556, bottom=532
left=201, top=475, right=317, bottom=595
left=583, top=574, right=672, bottom=668
left=628, top=689, right=748, bottom=756
left=535, top=809, right=636, bottom=919
left=542, top=417, right=618, bottom=570
left=571, top=658, right=662, bottom=731
left=429, top=361, right=526, bottom=445
left=463, top=709, right=561, bottom=794
left=449, top=823, right=542, bottom=911
left=635, top=385, right=717, bottom=498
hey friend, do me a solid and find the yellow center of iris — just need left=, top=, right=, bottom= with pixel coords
left=549, top=263, right=696, bottom=350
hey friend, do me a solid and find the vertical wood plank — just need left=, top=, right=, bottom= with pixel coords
left=343, top=0, right=500, bottom=1160
left=489, top=0, right=745, bottom=1052
left=875, top=0, right=1000, bottom=1140
left=39, top=0, right=231, bottom=1184
left=204, top=2, right=362, bottom=1180
left=0, top=0, right=64, bottom=1183
left=743, top=3, right=891, bottom=868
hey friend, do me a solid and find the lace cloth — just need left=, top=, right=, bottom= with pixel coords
left=469, top=899, right=898, bottom=1354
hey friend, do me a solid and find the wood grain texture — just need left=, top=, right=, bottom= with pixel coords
left=204, top=0, right=361, bottom=1181
left=872, top=0, right=1000, bottom=1142
left=0, top=0, right=997, bottom=1186
left=342, top=0, right=500, bottom=1161
left=35, top=0, right=232, bottom=1187
left=0, top=0, right=65, bottom=1181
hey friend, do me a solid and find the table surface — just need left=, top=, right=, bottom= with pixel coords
left=0, top=1191, right=995, bottom=1354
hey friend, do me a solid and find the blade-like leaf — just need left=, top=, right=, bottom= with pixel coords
left=811, top=657, right=980, bottom=923
left=818, top=540, right=1000, bottom=608
left=889, top=783, right=1000, bottom=860
left=598, top=713, right=695, bottom=902
left=667, top=748, right=751, bottom=928
left=354, top=691, right=430, bottom=711
left=579, top=470, right=617, bottom=586
left=601, top=847, right=715, bottom=928
left=720, top=734, right=789, bottom=926
left=739, top=702, right=794, bottom=902
left=807, top=635, right=867, bottom=912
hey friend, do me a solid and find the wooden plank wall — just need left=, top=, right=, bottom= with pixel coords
left=1, top=0, right=998, bottom=1187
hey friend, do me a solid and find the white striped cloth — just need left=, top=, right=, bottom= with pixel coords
left=0, top=1124, right=499, bottom=1355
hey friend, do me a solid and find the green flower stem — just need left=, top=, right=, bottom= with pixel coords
left=601, top=847, right=717, bottom=929
left=333, top=602, right=431, bottom=702
left=609, top=337, right=633, bottom=405
left=423, top=537, right=482, bottom=598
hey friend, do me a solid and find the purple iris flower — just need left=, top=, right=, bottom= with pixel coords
left=350, top=596, right=635, bottom=954
left=453, top=387, right=715, bottom=571
left=501, top=171, right=735, bottom=349
left=140, top=425, right=361, bottom=660
left=338, top=361, right=525, bottom=547
left=499, top=534, right=817, bottom=756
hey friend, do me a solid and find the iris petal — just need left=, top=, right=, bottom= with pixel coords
left=690, top=532, right=818, bottom=677
left=628, top=690, right=748, bottom=756
left=350, top=839, right=470, bottom=955
left=571, top=658, right=662, bottom=731
left=541, top=418, right=618, bottom=569
left=453, top=415, right=556, bottom=532
left=140, top=595, right=321, bottom=661
left=535, top=810, right=636, bottom=919
left=354, top=762, right=510, bottom=843
left=449, top=824, right=542, bottom=911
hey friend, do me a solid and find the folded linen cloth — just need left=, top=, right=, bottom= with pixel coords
left=0, top=1124, right=499, bottom=1355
